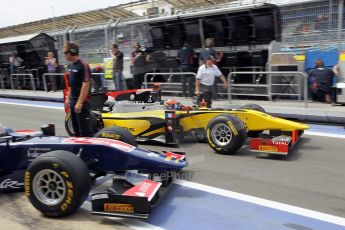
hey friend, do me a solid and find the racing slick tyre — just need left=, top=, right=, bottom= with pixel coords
left=64, top=112, right=98, bottom=136
left=25, top=150, right=91, bottom=217
left=206, top=114, right=247, bottom=155
left=240, top=104, right=266, bottom=138
left=94, top=126, right=138, bottom=147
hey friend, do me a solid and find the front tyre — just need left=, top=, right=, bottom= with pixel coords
left=25, top=150, right=91, bottom=217
left=206, top=114, right=247, bottom=155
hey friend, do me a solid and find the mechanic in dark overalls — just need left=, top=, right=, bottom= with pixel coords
left=177, top=41, right=196, bottom=98
left=64, top=42, right=93, bottom=137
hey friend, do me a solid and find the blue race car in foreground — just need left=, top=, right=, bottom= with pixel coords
left=0, top=124, right=187, bottom=219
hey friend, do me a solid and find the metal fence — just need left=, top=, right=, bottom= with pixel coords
left=143, top=72, right=196, bottom=94
left=42, top=73, right=65, bottom=92
left=279, top=0, right=344, bottom=51
left=10, top=74, right=36, bottom=92
left=227, top=71, right=308, bottom=108
left=142, top=71, right=309, bottom=107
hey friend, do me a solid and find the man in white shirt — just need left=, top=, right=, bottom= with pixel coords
left=195, top=55, right=227, bottom=107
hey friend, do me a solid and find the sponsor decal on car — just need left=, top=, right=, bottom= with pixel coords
left=0, top=178, right=24, bottom=189
left=27, top=148, right=52, bottom=161
left=272, top=141, right=289, bottom=146
left=165, top=113, right=176, bottom=118
left=100, top=132, right=120, bottom=140
left=61, top=180, right=74, bottom=211
left=92, top=193, right=109, bottom=200
left=104, top=203, right=134, bottom=213
left=258, top=145, right=278, bottom=152
left=24, top=172, right=30, bottom=196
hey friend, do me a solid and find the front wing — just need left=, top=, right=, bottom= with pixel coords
left=91, top=178, right=164, bottom=219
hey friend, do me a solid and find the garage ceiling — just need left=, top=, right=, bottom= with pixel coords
left=0, top=0, right=238, bottom=39
left=0, top=6, right=136, bottom=39
left=164, top=0, right=234, bottom=8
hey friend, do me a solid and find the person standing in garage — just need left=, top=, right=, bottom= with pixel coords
left=177, top=41, right=196, bottom=98
left=131, top=42, right=149, bottom=89
left=110, top=43, right=124, bottom=91
left=64, top=42, right=93, bottom=137
left=44, top=51, right=58, bottom=92
left=308, top=59, right=333, bottom=103
left=195, top=55, right=227, bottom=108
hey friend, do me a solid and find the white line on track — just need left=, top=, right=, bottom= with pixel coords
left=305, top=131, right=345, bottom=139
left=0, top=101, right=64, bottom=110
left=175, top=179, right=345, bottom=227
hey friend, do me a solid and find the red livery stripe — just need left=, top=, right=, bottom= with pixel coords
left=81, top=60, right=90, bottom=82
left=122, top=180, right=162, bottom=201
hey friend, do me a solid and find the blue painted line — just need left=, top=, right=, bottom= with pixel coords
left=309, top=124, right=345, bottom=136
left=146, top=184, right=344, bottom=230
left=0, top=98, right=63, bottom=108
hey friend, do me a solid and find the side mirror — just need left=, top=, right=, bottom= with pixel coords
left=40, top=124, right=55, bottom=136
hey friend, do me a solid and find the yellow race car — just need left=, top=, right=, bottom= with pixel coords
left=65, top=90, right=309, bottom=155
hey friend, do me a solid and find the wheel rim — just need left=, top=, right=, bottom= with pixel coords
left=32, top=169, right=67, bottom=206
left=211, top=123, right=233, bottom=146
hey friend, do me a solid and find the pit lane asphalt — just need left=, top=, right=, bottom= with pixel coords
left=1, top=101, right=345, bottom=229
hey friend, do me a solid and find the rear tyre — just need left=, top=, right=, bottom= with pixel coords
left=64, top=112, right=98, bottom=136
left=206, top=114, right=247, bottom=155
left=240, top=104, right=266, bottom=138
left=94, top=126, right=138, bottom=147
left=25, top=150, right=91, bottom=217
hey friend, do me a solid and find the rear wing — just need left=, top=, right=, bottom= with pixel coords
left=63, top=71, right=161, bottom=113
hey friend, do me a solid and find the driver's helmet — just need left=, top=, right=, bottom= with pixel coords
left=0, top=124, right=7, bottom=136
left=165, top=99, right=182, bottom=110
